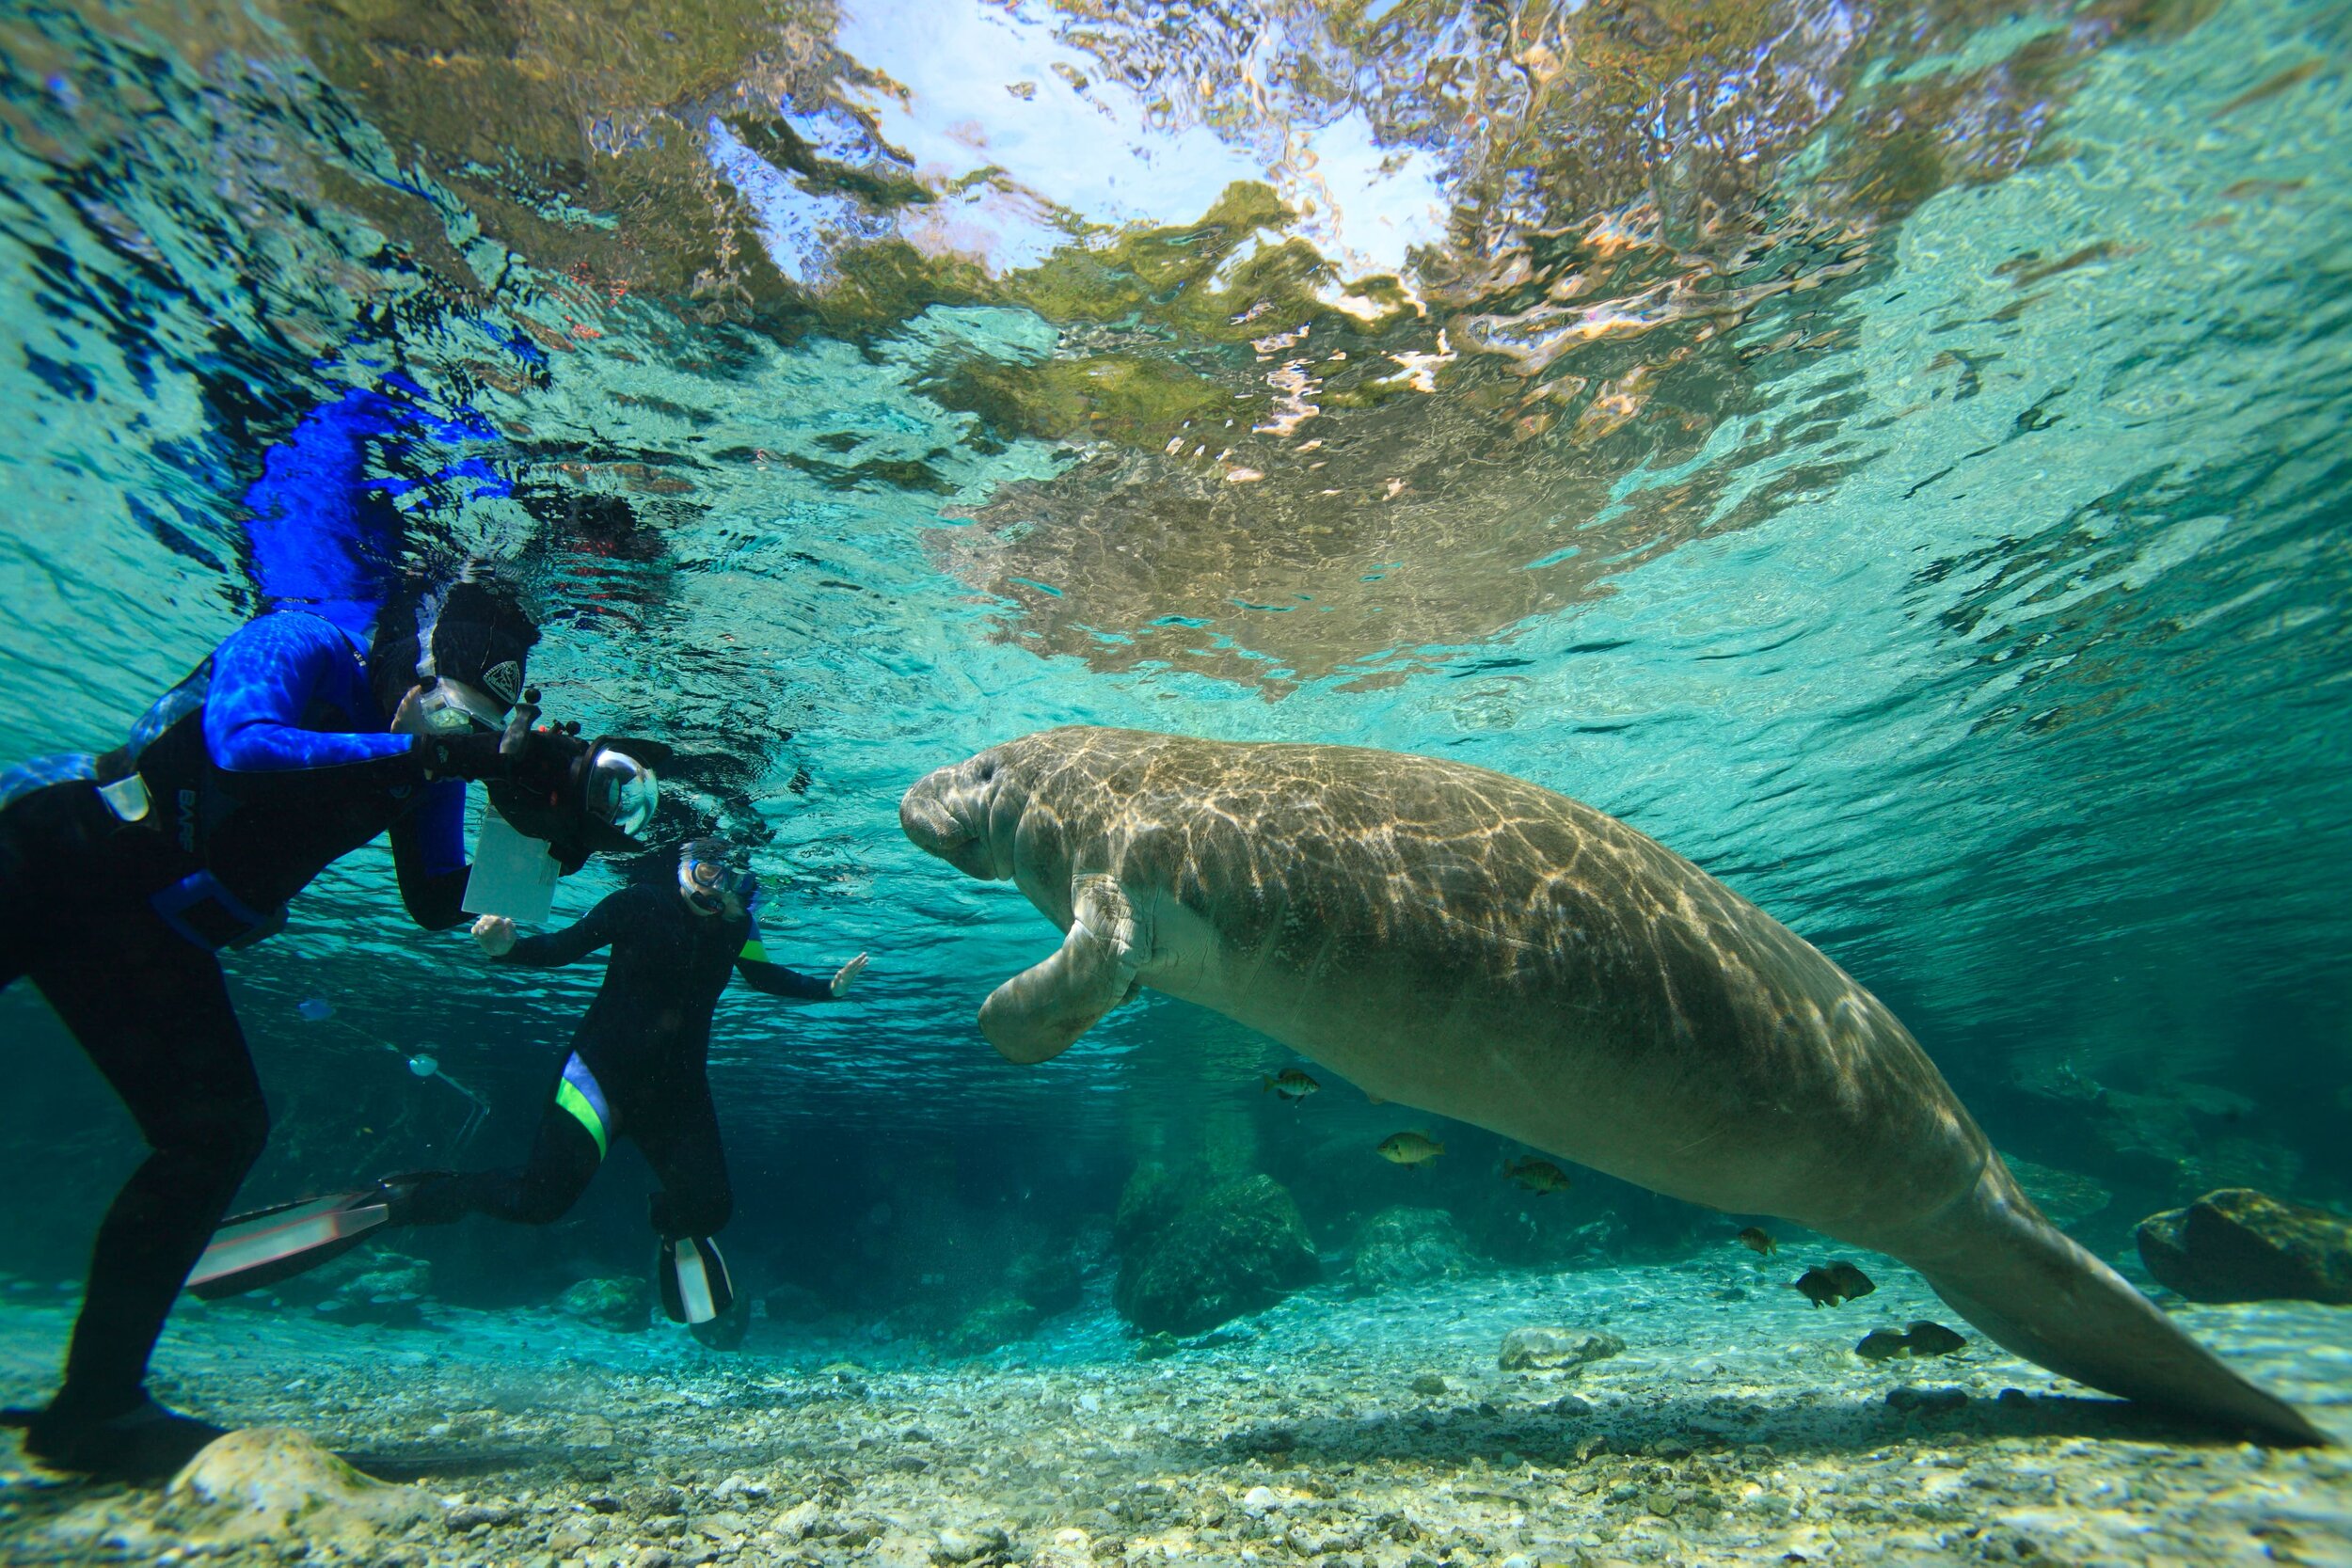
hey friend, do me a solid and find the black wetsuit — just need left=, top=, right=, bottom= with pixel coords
left=0, top=612, right=469, bottom=1427
left=404, top=881, right=834, bottom=1240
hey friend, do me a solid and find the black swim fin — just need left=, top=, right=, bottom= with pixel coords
left=656, top=1235, right=734, bottom=1326
left=185, top=1191, right=392, bottom=1300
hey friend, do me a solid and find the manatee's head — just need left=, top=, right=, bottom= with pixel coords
left=899, top=746, right=1019, bottom=880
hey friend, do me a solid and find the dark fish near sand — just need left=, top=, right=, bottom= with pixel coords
left=1736, top=1227, right=1776, bottom=1257
left=1503, top=1156, right=1571, bottom=1195
left=1855, top=1328, right=1913, bottom=1362
left=1902, top=1321, right=1966, bottom=1356
left=1378, top=1132, right=1445, bottom=1166
left=1261, top=1069, right=1321, bottom=1102
left=1792, top=1261, right=1877, bottom=1307
left=1854, top=1320, right=1969, bottom=1361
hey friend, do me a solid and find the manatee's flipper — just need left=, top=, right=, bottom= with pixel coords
left=979, top=875, right=1138, bottom=1064
left=1896, top=1162, right=2328, bottom=1446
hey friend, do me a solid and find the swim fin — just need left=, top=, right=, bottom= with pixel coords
left=185, top=1180, right=420, bottom=1301
left=656, top=1235, right=734, bottom=1326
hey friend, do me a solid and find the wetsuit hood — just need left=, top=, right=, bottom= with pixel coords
left=370, top=576, right=539, bottom=719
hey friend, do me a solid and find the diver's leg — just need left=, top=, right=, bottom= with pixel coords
left=636, top=1075, right=732, bottom=1243
left=398, top=1054, right=605, bottom=1227
left=636, top=1077, right=736, bottom=1324
left=24, top=917, right=265, bottom=1476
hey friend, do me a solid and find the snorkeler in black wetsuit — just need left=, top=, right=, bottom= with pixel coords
left=388, top=838, right=866, bottom=1323
left=0, top=577, right=652, bottom=1481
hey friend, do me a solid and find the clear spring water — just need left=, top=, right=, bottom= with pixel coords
left=0, top=0, right=2346, bottom=1546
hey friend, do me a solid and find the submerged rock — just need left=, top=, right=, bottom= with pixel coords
left=1113, top=1174, right=1318, bottom=1336
left=1113, top=1163, right=1189, bottom=1251
left=1030, top=1526, right=1096, bottom=1568
left=946, top=1292, right=1041, bottom=1355
left=558, top=1275, right=654, bottom=1333
left=1008, top=1249, right=1084, bottom=1316
left=2137, top=1187, right=2352, bottom=1305
left=1349, top=1206, right=1476, bottom=1292
left=163, top=1428, right=436, bottom=1550
left=1497, top=1325, right=1625, bottom=1370
left=935, top=1523, right=1011, bottom=1562
left=2003, top=1157, right=2113, bottom=1233
left=313, top=1255, right=433, bottom=1328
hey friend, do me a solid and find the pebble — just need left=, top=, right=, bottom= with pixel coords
left=0, top=1255, right=2339, bottom=1568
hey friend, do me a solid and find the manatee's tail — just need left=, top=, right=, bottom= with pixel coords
left=1888, top=1158, right=2329, bottom=1446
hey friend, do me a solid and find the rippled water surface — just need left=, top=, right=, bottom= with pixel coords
left=0, top=0, right=2345, bottom=1296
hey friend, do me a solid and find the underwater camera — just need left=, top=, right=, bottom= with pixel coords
left=483, top=689, right=671, bottom=863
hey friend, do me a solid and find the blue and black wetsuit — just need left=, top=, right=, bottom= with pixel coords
left=402, top=881, right=835, bottom=1241
left=0, top=610, right=465, bottom=1430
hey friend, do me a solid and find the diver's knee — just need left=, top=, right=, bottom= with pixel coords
left=222, top=1099, right=272, bottom=1167
left=513, top=1183, right=582, bottom=1227
left=168, top=1095, right=270, bottom=1176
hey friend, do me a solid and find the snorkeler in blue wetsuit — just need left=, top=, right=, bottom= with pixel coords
left=0, top=577, right=655, bottom=1481
left=377, top=839, right=865, bottom=1331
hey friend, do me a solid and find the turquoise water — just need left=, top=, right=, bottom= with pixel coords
left=0, top=0, right=2347, bottom=1551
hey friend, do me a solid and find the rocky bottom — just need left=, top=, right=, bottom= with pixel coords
left=0, top=1252, right=2345, bottom=1568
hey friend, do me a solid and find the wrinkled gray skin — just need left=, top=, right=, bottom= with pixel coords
left=902, top=726, right=2326, bottom=1445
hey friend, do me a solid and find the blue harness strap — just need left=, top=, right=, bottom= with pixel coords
left=150, top=870, right=283, bottom=951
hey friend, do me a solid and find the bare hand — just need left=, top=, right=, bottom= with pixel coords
left=831, top=952, right=869, bottom=998
left=389, top=685, right=427, bottom=737
left=472, top=913, right=517, bottom=957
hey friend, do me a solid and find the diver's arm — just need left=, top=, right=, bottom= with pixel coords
left=388, top=781, right=470, bottom=930
left=202, top=614, right=424, bottom=792
left=496, top=888, right=628, bottom=967
left=736, top=920, right=866, bottom=1002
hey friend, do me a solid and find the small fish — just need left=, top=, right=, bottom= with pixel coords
left=1854, top=1328, right=1913, bottom=1362
left=1261, top=1069, right=1322, bottom=1102
left=1502, top=1156, right=1571, bottom=1195
left=1736, top=1227, right=1776, bottom=1257
left=1377, top=1131, right=1446, bottom=1166
left=1791, top=1260, right=1877, bottom=1307
left=1827, top=1262, right=1876, bottom=1300
left=1901, top=1321, right=1966, bottom=1356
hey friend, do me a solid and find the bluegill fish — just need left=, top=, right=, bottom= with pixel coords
left=1261, top=1069, right=1321, bottom=1102
left=1378, top=1131, right=1446, bottom=1166
left=1503, top=1156, right=1571, bottom=1195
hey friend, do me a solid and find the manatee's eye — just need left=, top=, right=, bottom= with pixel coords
left=975, top=758, right=997, bottom=784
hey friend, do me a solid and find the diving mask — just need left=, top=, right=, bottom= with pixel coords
left=678, top=847, right=756, bottom=917
left=584, top=747, right=659, bottom=841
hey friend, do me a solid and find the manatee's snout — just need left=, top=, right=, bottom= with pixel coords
left=899, top=756, right=1004, bottom=880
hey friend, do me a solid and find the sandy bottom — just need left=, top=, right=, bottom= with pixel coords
left=0, top=1252, right=2345, bottom=1567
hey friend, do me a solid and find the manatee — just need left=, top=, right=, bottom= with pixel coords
left=900, top=726, right=2327, bottom=1445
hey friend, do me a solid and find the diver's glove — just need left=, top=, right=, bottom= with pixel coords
left=418, top=724, right=587, bottom=788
